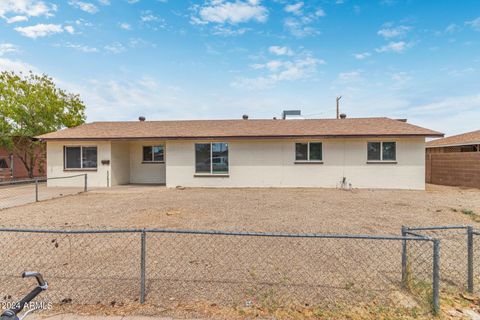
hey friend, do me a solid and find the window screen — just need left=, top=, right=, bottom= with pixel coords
left=143, top=146, right=164, bottom=162
left=64, top=146, right=97, bottom=169
left=142, top=146, right=153, bottom=162
left=295, top=143, right=308, bottom=161
left=309, top=143, right=322, bottom=161
left=195, top=143, right=211, bottom=173
left=153, top=146, right=164, bottom=162
left=82, top=147, right=98, bottom=168
left=195, top=143, right=228, bottom=174
left=382, top=142, right=396, bottom=161
left=212, top=143, right=228, bottom=174
left=367, top=142, right=381, bottom=161
left=65, top=147, right=81, bottom=169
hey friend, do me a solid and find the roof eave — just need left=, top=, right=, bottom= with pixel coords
left=37, top=133, right=444, bottom=141
left=426, top=141, right=480, bottom=148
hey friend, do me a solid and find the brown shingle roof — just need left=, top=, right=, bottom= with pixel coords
left=426, top=130, right=480, bottom=148
left=36, top=117, right=443, bottom=140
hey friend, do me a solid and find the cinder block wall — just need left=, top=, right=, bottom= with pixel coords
left=426, top=152, right=480, bottom=188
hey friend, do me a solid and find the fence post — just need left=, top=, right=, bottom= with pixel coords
left=35, top=179, right=39, bottom=202
left=432, top=239, right=440, bottom=315
left=468, top=226, right=474, bottom=293
left=140, top=229, right=146, bottom=303
left=84, top=174, right=88, bottom=192
left=401, top=226, right=408, bottom=288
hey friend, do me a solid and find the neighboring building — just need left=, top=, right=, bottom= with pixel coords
left=0, top=146, right=45, bottom=180
left=37, top=116, right=442, bottom=190
left=426, top=130, right=480, bottom=188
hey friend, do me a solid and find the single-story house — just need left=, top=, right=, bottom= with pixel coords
left=37, top=116, right=443, bottom=190
left=426, top=130, right=480, bottom=188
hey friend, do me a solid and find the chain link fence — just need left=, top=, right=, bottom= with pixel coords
left=0, top=174, right=87, bottom=210
left=404, top=225, right=480, bottom=296
left=0, top=227, right=439, bottom=314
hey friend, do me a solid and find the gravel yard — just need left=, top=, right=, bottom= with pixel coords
left=1, top=184, right=479, bottom=233
left=0, top=184, right=479, bottom=318
left=0, top=182, right=84, bottom=210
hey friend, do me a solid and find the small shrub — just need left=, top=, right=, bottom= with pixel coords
left=461, top=209, right=475, bottom=216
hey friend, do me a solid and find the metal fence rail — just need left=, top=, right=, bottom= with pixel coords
left=0, top=174, right=87, bottom=210
left=404, top=225, right=480, bottom=296
left=0, top=227, right=439, bottom=313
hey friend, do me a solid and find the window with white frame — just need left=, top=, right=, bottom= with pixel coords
left=295, top=142, right=323, bottom=162
left=142, top=146, right=164, bottom=163
left=195, top=143, right=229, bottom=174
left=64, top=146, right=97, bottom=169
left=367, top=142, right=396, bottom=161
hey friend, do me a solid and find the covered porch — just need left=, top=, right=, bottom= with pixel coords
left=110, top=140, right=166, bottom=186
left=45, top=139, right=166, bottom=188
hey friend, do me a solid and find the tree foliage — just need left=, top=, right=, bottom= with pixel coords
left=0, top=71, right=86, bottom=178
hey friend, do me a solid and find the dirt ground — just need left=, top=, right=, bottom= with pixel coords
left=0, top=182, right=84, bottom=210
left=1, top=184, right=479, bottom=234
left=1, top=184, right=480, bottom=319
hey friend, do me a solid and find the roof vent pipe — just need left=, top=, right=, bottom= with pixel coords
left=242, top=114, right=249, bottom=120
left=339, top=113, right=347, bottom=119
left=139, top=116, right=146, bottom=122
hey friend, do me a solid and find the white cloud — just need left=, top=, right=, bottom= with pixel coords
left=140, top=10, right=159, bottom=22
left=119, top=22, right=132, bottom=30
left=466, top=17, right=480, bottom=31
left=98, top=0, right=110, bottom=5
left=0, top=58, right=38, bottom=73
left=353, top=52, right=371, bottom=60
left=284, top=2, right=303, bottom=15
left=104, top=42, right=126, bottom=54
left=268, top=46, right=293, bottom=56
left=337, top=70, right=362, bottom=84
left=64, top=25, right=75, bottom=34
left=140, top=10, right=167, bottom=30
left=5, top=15, right=29, bottom=23
left=69, top=77, right=195, bottom=121
left=68, top=1, right=99, bottom=14
left=128, top=38, right=156, bottom=49
left=315, top=8, right=326, bottom=17
left=408, top=94, right=480, bottom=116
left=0, top=43, right=19, bottom=56
left=282, top=4, right=325, bottom=37
left=74, top=18, right=93, bottom=27
left=192, top=0, right=268, bottom=25
left=377, top=25, right=411, bottom=39
left=127, top=0, right=140, bottom=3
left=284, top=17, right=319, bottom=37
left=233, top=49, right=325, bottom=89
left=376, top=41, right=411, bottom=53
left=390, top=72, right=412, bottom=88
left=65, top=43, right=98, bottom=53
left=212, top=25, right=248, bottom=36
left=0, top=0, right=56, bottom=19
left=444, top=23, right=460, bottom=34
left=14, top=23, right=64, bottom=38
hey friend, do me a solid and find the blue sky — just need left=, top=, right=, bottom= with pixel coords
left=0, top=0, right=479, bottom=135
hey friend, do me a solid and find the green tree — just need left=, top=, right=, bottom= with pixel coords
left=0, top=71, right=86, bottom=178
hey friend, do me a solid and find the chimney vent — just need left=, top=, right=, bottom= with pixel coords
left=339, top=113, right=347, bottom=119
left=242, top=114, right=249, bottom=120
left=139, top=116, right=146, bottom=122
